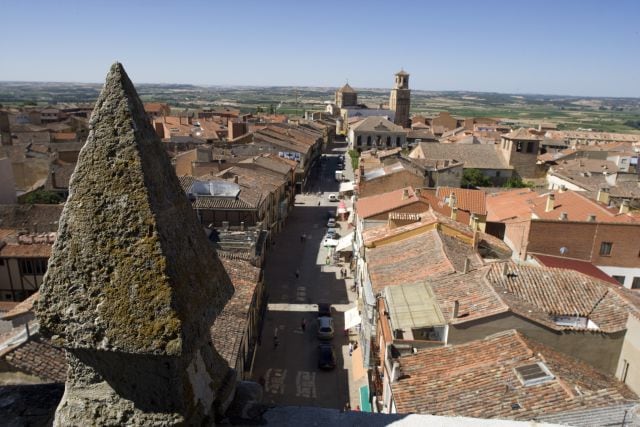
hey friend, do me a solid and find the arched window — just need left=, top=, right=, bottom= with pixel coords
left=367, top=136, right=372, bottom=146
left=386, top=136, right=391, bottom=146
left=396, top=136, right=401, bottom=146
left=357, top=135, right=362, bottom=146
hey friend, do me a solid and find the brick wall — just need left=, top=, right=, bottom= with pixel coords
left=528, top=220, right=640, bottom=268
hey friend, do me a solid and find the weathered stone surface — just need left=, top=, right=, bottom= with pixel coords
left=34, top=62, right=235, bottom=425
left=37, top=62, right=233, bottom=356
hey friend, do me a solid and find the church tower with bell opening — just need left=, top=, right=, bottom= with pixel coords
left=389, top=69, right=410, bottom=128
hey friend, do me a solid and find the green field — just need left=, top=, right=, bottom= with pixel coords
left=1, top=82, right=638, bottom=133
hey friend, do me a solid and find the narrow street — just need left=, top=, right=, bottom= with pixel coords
left=251, top=140, right=359, bottom=409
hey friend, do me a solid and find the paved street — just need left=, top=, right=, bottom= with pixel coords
left=251, top=140, right=358, bottom=409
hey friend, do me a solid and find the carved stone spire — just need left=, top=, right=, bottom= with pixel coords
left=37, top=62, right=234, bottom=425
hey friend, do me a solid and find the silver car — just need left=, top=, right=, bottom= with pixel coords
left=317, top=316, right=334, bottom=340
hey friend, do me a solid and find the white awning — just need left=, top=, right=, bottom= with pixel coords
left=322, top=238, right=339, bottom=247
left=344, top=306, right=362, bottom=329
left=336, top=233, right=354, bottom=252
left=339, top=181, right=355, bottom=193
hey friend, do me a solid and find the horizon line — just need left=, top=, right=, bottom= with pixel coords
left=0, top=80, right=638, bottom=100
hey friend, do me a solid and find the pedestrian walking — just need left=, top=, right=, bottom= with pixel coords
left=300, top=234, right=304, bottom=243
left=348, top=342, right=353, bottom=356
left=295, top=269, right=300, bottom=279
left=343, top=402, right=351, bottom=412
left=273, top=336, right=279, bottom=349
left=301, top=318, right=306, bottom=332
left=317, top=200, right=321, bottom=206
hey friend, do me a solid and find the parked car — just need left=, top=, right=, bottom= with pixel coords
left=318, top=343, right=337, bottom=370
left=328, top=194, right=338, bottom=202
left=317, top=316, right=334, bottom=340
left=317, top=303, right=332, bottom=317
left=326, top=210, right=336, bottom=219
left=326, top=228, right=338, bottom=239
left=327, top=218, right=336, bottom=228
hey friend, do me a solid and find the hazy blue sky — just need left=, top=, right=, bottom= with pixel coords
left=1, top=0, right=639, bottom=97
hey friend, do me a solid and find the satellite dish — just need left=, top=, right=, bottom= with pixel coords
left=560, top=247, right=568, bottom=255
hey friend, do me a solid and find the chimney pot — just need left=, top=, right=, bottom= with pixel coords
left=545, top=194, right=555, bottom=212
left=587, top=214, right=596, bottom=222
left=453, top=300, right=460, bottom=318
left=559, top=212, right=568, bottom=221
left=502, top=263, right=508, bottom=277
left=619, top=200, right=630, bottom=214
left=463, top=258, right=470, bottom=274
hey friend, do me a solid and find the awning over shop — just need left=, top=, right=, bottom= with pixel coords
left=336, top=233, right=353, bottom=252
left=339, top=181, right=355, bottom=193
left=322, top=238, right=339, bottom=247
left=344, top=306, right=362, bottom=329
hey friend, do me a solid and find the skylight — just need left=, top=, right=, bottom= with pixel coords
left=514, top=362, right=555, bottom=386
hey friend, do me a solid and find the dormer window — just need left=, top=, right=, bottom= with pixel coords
left=514, top=362, right=554, bottom=386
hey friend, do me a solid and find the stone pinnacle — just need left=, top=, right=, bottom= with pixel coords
left=36, top=62, right=234, bottom=425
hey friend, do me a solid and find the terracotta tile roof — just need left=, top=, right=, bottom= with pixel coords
left=3, top=335, right=66, bottom=383
left=537, top=148, right=577, bottom=163
left=546, top=130, right=640, bottom=143
left=415, top=142, right=512, bottom=170
left=532, top=254, right=620, bottom=285
left=436, top=187, right=487, bottom=215
left=486, top=263, right=636, bottom=333
left=212, top=258, right=260, bottom=368
left=0, top=205, right=64, bottom=233
left=503, top=127, right=541, bottom=140
left=178, top=175, right=262, bottom=210
left=391, top=330, right=637, bottom=420
left=356, top=187, right=429, bottom=219
left=429, top=268, right=508, bottom=324
left=367, top=229, right=455, bottom=294
left=530, top=191, right=635, bottom=223
left=350, top=116, right=405, bottom=133
left=486, top=189, right=637, bottom=224
left=0, top=243, right=51, bottom=258
left=143, top=102, right=169, bottom=113
left=337, top=83, right=356, bottom=93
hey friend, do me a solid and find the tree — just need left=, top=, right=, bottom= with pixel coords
left=503, top=176, right=532, bottom=188
left=461, top=169, right=492, bottom=188
left=23, top=190, right=63, bottom=204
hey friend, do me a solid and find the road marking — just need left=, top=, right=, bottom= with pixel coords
left=265, top=368, right=287, bottom=395
left=268, top=303, right=356, bottom=312
left=296, top=286, right=306, bottom=302
left=296, top=371, right=316, bottom=398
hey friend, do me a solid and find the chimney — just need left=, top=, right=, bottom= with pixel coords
left=448, top=192, right=457, bottom=208
left=502, top=263, right=509, bottom=277
left=619, top=200, right=630, bottom=214
left=596, top=188, right=610, bottom=205
left=587, top=214, right=596, bottom=222
left=559, top=212, right=568, bottom=221
left=240, top=221, right=245, bottom=231
left=463, top=258, right=470, bottom=274
left=545, top=194, right=555, bottom=212
left=233, top=175, right=239, bottom=184
left=453, top=300, right=460, bottom=319
left=402, top=188, right=410, bottom=200
left=469, top=214, right=478, bottom=231
left=450, top=206, right=458, bottom=221
left=415, top=188, right=421, bottom=197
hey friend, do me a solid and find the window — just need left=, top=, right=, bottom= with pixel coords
left=396, top=137, right=401, bottom=146
left=357, top=135, right=362, bottom=146
left=613, top=275, right=625, bottom=285
left=516, top=142, right=523, bottom=152
left=386, top=136, right=391, bottom=146
left=496, top=171, right=501, bottom=177
left=599, top=241, right=613, bottom=256
left=367, top=136, right=372, bottom=146
left=526, top=142, right=534, bottom=153
left=18, top=259, right=48, bottom=276
left=514, top=362, right=554, bottom=386
left=632, top=277, right=640, bottom=289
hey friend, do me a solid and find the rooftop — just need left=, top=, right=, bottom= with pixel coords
left=413, top=142, right=511, bottom=170
left=391, top=330, right=637, bottom=420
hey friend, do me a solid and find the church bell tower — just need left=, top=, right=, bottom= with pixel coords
left=389, top=70, right=410, bottom=128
